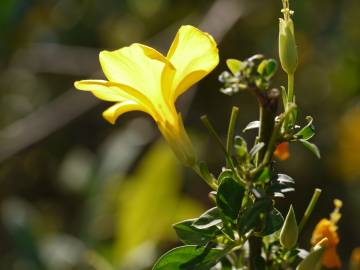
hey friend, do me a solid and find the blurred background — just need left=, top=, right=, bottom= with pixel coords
left=0, top=0, right=359, bottom=269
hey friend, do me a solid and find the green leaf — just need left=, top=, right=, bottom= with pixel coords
left=243, top=121, right=260, bottom=132
left=238, top=198, right=272, bottom=235
left=249, top=142, right=265, bottom=159
left=256, top=167, right=271, bottom=184
left=216, top=177, right=245, bottom=220
left=299, top=139, right=321, bottom=159
left=192, top=207, right=222, bottom=229
left=261, top=208, right=284, bottom=236
left=295, top=116, right=315, bottom=141
left=173, top=219, right=218, bottom=245
left=152, top=245, right=225, bottom=270
left=218, top=170, right=234, bottom=183
left=257, top=59, right=277, bottom=79
left=226, top=59, right=243, bottom=75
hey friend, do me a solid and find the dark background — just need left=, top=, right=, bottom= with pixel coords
left=0, top=0, right=359, bottom=269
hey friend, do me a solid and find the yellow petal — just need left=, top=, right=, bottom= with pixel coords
left=166, top=25, right=219, bottom=102
left=102, top=101, right=146, bottom=125
left=74, top=80, right=130, bottom=102
left=99, top=43, right=173, bottom=102
left=74, top=79, right=159, bottom=117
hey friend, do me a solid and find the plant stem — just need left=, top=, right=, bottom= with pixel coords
left=249, top=236, right=262, bottom=270
left=298, top=188, right=322, bottom=233
left=191, top=163, right=218, bottom=190
left=226, top=107, right=240, bottom=155
left=261, top=104, right=297, bottom=167
left=201, top=115, right=227, bottom=154
left=287, top=73, right=294, bottom=105
left=257, top=103, right=277, bottom=165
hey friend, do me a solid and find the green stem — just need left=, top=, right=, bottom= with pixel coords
left=191, top=163, right=218, bottom=190
left=226, top=107, right=240, bottom=155
left=201, top=114, right=246, bottom=186
left=287, top=73, right=294, bottom=105
left=201, top=115, right=227, bottom=154
left=298, top=188, right=322, bottom=233
left=257, top=103, right=277, bottom=165
left=260, top=104, right=297, bottom=167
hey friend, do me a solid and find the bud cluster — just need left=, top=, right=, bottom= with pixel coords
left=219, top=55, right=277, bottom=96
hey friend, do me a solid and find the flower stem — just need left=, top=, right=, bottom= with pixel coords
left=287, top=73, right=294, bottom=105
left=298, top=188, right=322, bottom=233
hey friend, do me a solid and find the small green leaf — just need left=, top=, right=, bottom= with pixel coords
left=218, top=170, right=234, bottom=183
left=261, top=208, right=284, bottom=236
left=299, top=139, right=321, bottom=159
left=216, top=177, right=245, bottom=220
left=238, top=198, right=272, bottom=235
left=243, top=121, right=260, bottom=132
left=280, top=205, right=298, bottom=249
left=234, top=136, right=249, bottom=160
left=249, top=142, right=265, bottom=159
left=257, top=59, right=277, bottom=79
left=192, top=207, right=222, bottom=229
left=256, top=167, right=271, bottom=184
left=295, top=116, right=315, bottom=141
left=152, top=245, right=225, bottom=270
left=173, top=219, right=218, bottom=245
left=226, top=59, right=243, bottom=75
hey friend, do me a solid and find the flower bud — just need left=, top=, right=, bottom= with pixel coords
left=296, top=245, right=325, bottom=270
left=279, top=17, right=298, bottom=75
left=280, top=205, right=298, bottom=249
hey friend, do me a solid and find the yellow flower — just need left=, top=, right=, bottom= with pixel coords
left=311, top=199, right=343, bottom=269
left=74, top=25, right=219, bottom=166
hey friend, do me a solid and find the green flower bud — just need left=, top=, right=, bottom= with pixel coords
left=296, top=246, right=325, bottom=270
left=280, top=205, right=298, bottom=249
left=279, top=17, right=298, bottom=75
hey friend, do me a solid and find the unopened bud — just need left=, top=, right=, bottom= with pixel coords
left=279, top=17, right=298, bottom=75
left=280, top=205, right=298, bottom=249
left=296, top=246, right=325, bottom=270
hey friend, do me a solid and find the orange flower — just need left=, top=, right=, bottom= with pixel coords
left=311, top=199, right=342, bottom=268
left=274, top=142, right=289, bottom=160
left=350, top=247, right=360, bottom=270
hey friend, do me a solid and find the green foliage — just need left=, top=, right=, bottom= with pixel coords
left=192, top=207, right=222, bottom=229
left=238, top=198, right=272, bottom=235
left=173, top=219, right=219, bottom=245
left=152, top=245, right=225, bottom=270
left=295, top=116, right=315, bottom=141
left=220, top=55, right=278, bottom=95
left=216, top=177, right=245, bottom=219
